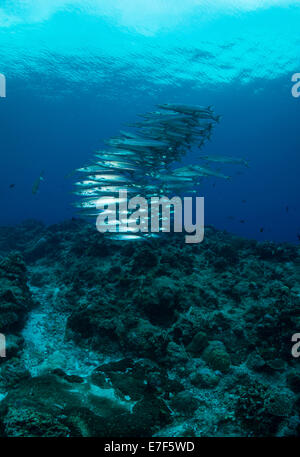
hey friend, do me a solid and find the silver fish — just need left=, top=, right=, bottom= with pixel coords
left=86, top=174, right=132, bottom=183
left=192, top=165, right=231, bottom=180
left=199, top=155, right=249, bottom=167
left=105, top=233, right=145, bottom=241
left=157, top=103, right=213, bottom=114
left=108, top=138, right=169, bottom=149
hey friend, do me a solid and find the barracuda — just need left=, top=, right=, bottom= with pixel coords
left=199, top=155, right=249, bottom=167
left=73, top=103, right=244, bottom=241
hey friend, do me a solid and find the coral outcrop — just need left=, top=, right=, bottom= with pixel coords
left=0, top=219, right=299, bottom=437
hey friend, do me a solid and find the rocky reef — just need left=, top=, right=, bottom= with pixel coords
left=0, top=219, right=299, bottom=437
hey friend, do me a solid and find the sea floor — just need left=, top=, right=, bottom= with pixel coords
left=0, top=219, right=299, bottom=437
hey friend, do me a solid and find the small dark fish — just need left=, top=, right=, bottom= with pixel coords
left=260, top=227, right=264, bottom=233
left=9, top=184, right=15, bottom=189
left=227, top=216, right=235, bottom=220
left=240, top=219, right=245, bottom=224
left=241, top=199, right=246, bottom=203
left=297, top=234, right=300, bottom=241
left=285, top=206, right=289, bottom=213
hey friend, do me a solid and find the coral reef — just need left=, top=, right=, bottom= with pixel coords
left=0, top=252, right=34, bottom=334
left=0, top=219, right=299, bottom=437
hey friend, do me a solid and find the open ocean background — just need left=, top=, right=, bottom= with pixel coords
left=0, top=2, right=300, bottom=440
left=0, top=1, right=299, bottom=242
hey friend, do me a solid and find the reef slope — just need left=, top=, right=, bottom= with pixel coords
left=0, top=220, right=299, bottom=437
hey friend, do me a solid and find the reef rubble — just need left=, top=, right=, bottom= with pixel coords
left=0, top=219, right=299, bottom=437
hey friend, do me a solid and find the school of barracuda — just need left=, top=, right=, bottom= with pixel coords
left=73, top=103, right=247, bottom=240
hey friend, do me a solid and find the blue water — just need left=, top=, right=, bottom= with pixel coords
left=0, top=1, right=299, bottom=242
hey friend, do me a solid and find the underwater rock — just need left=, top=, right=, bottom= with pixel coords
left=169, top=391, right=199, bottom=416
left=0, top=374, right=84, bottom=415
left=0, top=221, right=45, bottom=257
left=132, top=395, right=171, bottom=430
left=246, top=352, right=266, bottom=371
left=236, top=380, right=298, bottom=436
left=67, top=298, right=128, bottom=354
left=51, top=369, right=84, bottom=384
left=287, top=370, right=300, bottom=394
left=202, top=341, right=231, bottom=373
left=190, top=367, right=220, bottom=388
left=0, top=372, right=135, bottom=437
left=24, top=236, right=54, bottom=263
left=1, top=406, right=71, bottom=437
left=133, top=276, right=183, bottom=326
left=93, top=358, right=135, bottom=374
left=255, top=242, right=298, bottom=262
left=107, top=370, right=150, bottom=401
left=126, top=319, right=168, bottom=360
left=276, top=415, right=300, bottom=437
left=264, top=388, right=295, bottom=417
left=62, top=407, right=110, bottom=437
left=170, top=306, right=208, bottom=346
left=0, top=252, right=34, bottom=332
left=235, top=381, right=278, bottom=436
left=0, top=219, right=298, bottom=437
left=131, top=245, right=159, bottom=270
left=265, top=358, right=286, bottom=372
left=166, top=341, right=189, bottom=365
left=0, top=334, right=24, bottom=361
left=0, top=357, right=30, bottom=389
left=90, top=371, right=111, bottom=390
left=186, top=331, right=208, bottom=355
left=63, top=393, right=171, bottom=437
left=91, top=358, right=181, bottom=403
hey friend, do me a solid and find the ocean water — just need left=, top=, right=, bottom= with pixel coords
left=0, top=1, right=299, bottom=439
left=1, top=1, right=300, bottom=241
